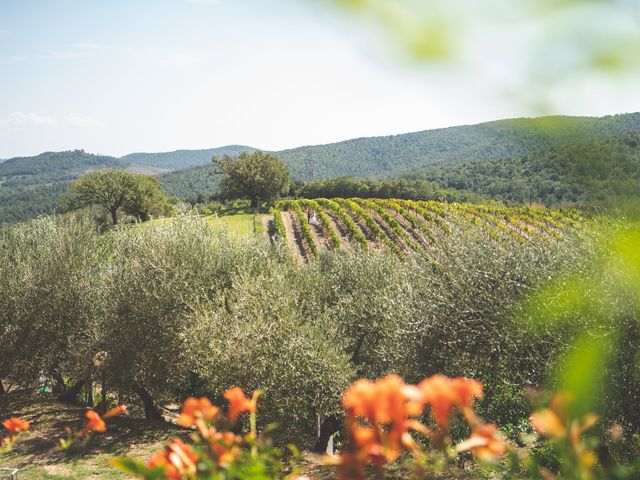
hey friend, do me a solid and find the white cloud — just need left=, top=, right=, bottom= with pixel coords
left=3, top=112, right=100, bottom=128
left=6, top=112, right=55, bottom=127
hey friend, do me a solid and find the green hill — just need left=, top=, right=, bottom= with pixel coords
left=419, top=131, right=640, bottom=206
left=121, top=145, right=256, bottom=170
left=276, top=113, right=640, bottom=179
left=2, top=113, right=640, bottom=223
left=0, top=150, right=128, bottom=189
left=159, top=113, right=640, bottom=199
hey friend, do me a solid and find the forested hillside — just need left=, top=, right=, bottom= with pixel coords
left=420, top=131, right=640, bottom=206
left=122, top=145, right=255, bottom=170
left=0, top=150, right=127, bottom=189
left=159, top=112, right=640, bottom=198
left=0, top=150, right=129, bottom=223
left=158, top=164, right=218, bottom=200
left=277, top=113, right=640, bottom=179
left=2, top=113, right=640, bottom=223
left=0, top=183, right=70, bottom=224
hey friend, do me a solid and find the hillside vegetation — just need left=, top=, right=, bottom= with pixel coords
left=277, top=113, right=640, bottom=179
left=158, top=112, right=640, bottom=201
left=274, top=198, right=582, bottom=262
left=121, top=145, right=255, bottom=170
left=2, top=113, right=640, bottom=223
left=421, top=131, right=640, bottom=206
left=0, top=150, right=128, bottom=189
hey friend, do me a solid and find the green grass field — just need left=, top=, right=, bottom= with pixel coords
left=204, top=207, right=269, bottom=236
left=142, top=207, right=270, bottom=237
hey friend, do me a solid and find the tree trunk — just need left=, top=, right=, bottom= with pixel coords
left=313, top=415, right=340, bottom=453
left=0, top=380, right=5, bottom=395
left=251, top=196, right=258, bottom=209
left=101, top=374, right=108, bottom=413
left=59, top=379, right=85, bottom=403
left=86, top=377, right=94, bottom=406
left=110, top=208, right=118, bottom=226
left=134, top=384, right=163, bottom=420
left=51, top=369, right=66, bottom=396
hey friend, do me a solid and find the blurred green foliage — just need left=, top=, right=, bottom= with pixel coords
left=321, top=0, right=640, bottom=109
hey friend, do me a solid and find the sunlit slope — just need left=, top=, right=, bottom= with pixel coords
left=274, top=198, right=582, bottom=262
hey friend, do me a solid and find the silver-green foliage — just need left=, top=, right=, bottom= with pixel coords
left=0, top=215, right=106, bottom=384
left=1, top=214, right=604, bottom=445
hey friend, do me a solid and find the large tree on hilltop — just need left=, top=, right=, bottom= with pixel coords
left=214, top=151, right=290, bottom=209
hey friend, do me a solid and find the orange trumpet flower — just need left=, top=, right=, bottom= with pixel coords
left=223, top=387, right=256, bottom=422
left=2, top=417, right=30, bottom=436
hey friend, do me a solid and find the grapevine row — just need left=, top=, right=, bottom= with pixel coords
left=315, top=198, right=368, bottom=250
left=298, top=199, right=341, bottom=249
left=291, top=202, right=319, bottom=258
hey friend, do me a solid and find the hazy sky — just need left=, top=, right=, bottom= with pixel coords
left=1, top=0, right=639, bottom=158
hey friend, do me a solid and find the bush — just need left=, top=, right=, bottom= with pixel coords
left=0, top=215, right=106, bottom=393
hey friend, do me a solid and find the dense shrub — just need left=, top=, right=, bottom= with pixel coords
left=0, top=215, right=106, bottom=392
left=5, top=214, right=636, bottom=452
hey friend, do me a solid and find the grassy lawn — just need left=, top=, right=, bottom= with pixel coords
left=0, top=392, right=184, bottom=480
left=204, top=207, right=269, bottom=236
left=143, top=207, right=270, bottom=237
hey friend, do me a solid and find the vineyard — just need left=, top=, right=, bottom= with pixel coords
left=275, top=198, right=582, bottom=262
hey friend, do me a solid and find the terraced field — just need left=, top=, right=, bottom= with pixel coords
left=274, top=198, right=582, bottom=262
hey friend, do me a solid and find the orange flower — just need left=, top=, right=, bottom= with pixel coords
left=456, top=423, right=506, bottom=460
left=223, top=387, right=255, bottom=422
left=342, top=375, right=427, bottom=465
left=2, top=417, right=30, bottom=435
left=343, top=375, right=424, bottom=425
left=530, top=392, right=598, bottom=447
left=84, top=410, right=106, bottom=433
left=103, top=405, right=127, bottom=419
left=209, top=430, right=241, bottom=467
left=419, top=374, right=483, bottom=428
left=148, top=439, right=199, bottom=479
left=177, top=397, right=220, bottom=427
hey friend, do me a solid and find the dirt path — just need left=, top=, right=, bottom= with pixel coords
left=367, top=209, right=412, bottom=254
left=310, top=222, right=331, bottom=254
left=281, top=210, right=307, bottom=263
left=382, top=206, right=431, bottom=250
left=324, top=211, right=352, bottom=250
left=348, top=213, right=379, bottom=252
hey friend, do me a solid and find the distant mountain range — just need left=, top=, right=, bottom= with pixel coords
left=1, top=112, right=639, bottom=223
left=121, top=145, right=256, bottom=170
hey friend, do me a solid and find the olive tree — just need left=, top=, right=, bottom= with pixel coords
left=102, top=218, right=285, bottom=418
left=0, top=215, right=106, bottom=399
left=69, top=169, right=168, bottom=225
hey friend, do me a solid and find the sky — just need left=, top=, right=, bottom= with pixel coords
left=1, top=0, right=639, bottom=159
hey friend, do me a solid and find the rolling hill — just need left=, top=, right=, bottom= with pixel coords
left=1, top=112, right=640, bottom=223
left=418, top=131, right=640, bottom=206
left=159, top=112, right=640, bottom=200
left=121, top=145, right=255, bottom=170
left=276, top=113, right=640, bottom=180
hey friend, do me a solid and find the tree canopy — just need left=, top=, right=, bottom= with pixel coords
left=214, top=151, right=291, bottom=208
left=69, top=169, right=168, bottom=225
